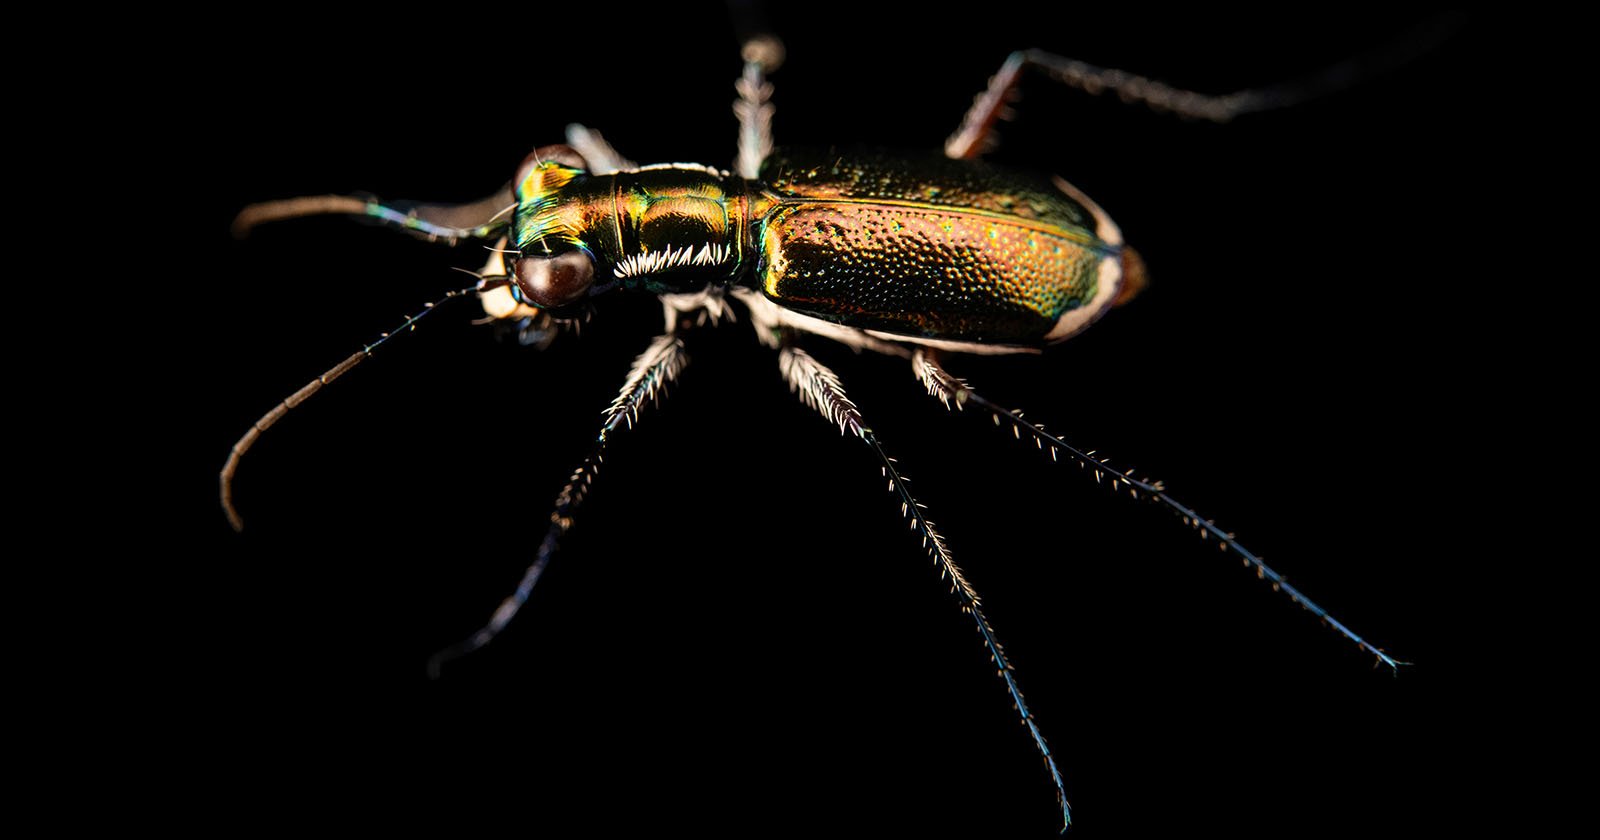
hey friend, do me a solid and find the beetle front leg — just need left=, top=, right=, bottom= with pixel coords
left=564, top=124, right=636, bottom=174
left=427, top=332, right=689, bottom=677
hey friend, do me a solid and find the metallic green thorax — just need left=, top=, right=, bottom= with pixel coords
left=514, top=163, right=749, bottom=295
left=513, top=151, right=1119, bottom=345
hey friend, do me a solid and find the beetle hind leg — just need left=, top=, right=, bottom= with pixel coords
left=946, top=18, right=1462, bottom=160
left=945, top=49, right=1262, bottom=160
left=911, top=349, right=1405, bottom=671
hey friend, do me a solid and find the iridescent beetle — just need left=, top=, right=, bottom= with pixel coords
left=223, top=33, right=1416, bottom=831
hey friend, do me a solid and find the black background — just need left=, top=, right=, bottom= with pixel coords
left=138, top=6, right=1492, bottom=836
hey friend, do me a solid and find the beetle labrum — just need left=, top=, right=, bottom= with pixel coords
left=221, top=29, right=1414, bottom=832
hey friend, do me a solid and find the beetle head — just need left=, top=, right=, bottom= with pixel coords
left=509, top=145, right=599, bottom=309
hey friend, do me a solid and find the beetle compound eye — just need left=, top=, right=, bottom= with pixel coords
left=513, top=251, right=596, bottom=308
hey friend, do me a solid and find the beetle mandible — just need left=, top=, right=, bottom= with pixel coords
left=212, top=13, right=1440, bottom=832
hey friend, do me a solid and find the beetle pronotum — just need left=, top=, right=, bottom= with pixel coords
left=210, top=8, right=1452, bottom=834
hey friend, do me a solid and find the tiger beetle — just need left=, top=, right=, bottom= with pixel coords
left=220, top=14, right=1444, bottom=833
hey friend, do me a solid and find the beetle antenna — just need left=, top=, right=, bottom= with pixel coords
left=220, top=285, right=479, bottom=531
left=427, top=333, right=689, bottom=677
left=780, top=344, right=1071, bottom=832
left=913, top=350, right=1405, bottom=672
left=233, top=189, right=516, bottom=244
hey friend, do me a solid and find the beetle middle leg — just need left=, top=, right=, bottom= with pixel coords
left=733, top=33, right=783, bottom=178
left=777, top=341, right=1072, bottom=831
